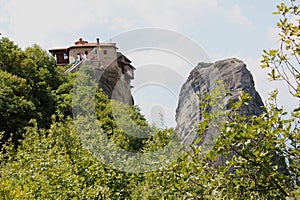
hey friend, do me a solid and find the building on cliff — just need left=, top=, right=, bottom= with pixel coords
left=49, top=38, right=135, bottom=105
left=49, top=38, right=135, bottom=79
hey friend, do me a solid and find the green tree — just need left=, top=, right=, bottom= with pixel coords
left=0, top=117, right=133, bottom=199
left=0, top=37, right=71, bottom=145
left=0, top=70, right=35, bottom=145
left=0, top=37, right=25, bottom=74
left=21, top=44, right=66, bottom=128
left=261, top=0, right=300, bottom=98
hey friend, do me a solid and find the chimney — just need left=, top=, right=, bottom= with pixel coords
left=75, top=38, right=86, bottom=45
left=96, top=38, right=100, bottom=44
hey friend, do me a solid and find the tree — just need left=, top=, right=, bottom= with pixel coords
left=21, top=44, right=67, bottom=128
left=0, top=38, right=71, bottom=146
left=0, top=118, right=132, bottom=199
left=0, top=37, right=25, bottom=74
left=261, top=0, right=300, bottom=98
left=0, top=70, right=35, bottom=145
left=132, top=90, right=298, bottom=199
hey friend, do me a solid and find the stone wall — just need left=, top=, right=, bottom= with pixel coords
left=68, top=45, right=117, bottom=67
left=69, top=47, right=94, bottom=63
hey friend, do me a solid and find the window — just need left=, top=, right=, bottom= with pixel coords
left=63, top=53, right=68, bottom=59
left=103, top=50, right=107, bottom=55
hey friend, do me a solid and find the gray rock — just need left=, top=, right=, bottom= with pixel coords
left=175, top=58, right=264, bottom=147
left=81, top=60, right=134, bottom=105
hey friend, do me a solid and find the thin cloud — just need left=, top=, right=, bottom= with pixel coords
left=1, top=0, right=220, bottom=49
left=268, top=27, right=280, bottom=43
left=110, top=17, right=136, bottom=30
left=225, top=4, right=255, bottom=29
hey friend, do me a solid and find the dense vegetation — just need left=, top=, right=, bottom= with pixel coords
left=0, top=1, right=299, bottom=199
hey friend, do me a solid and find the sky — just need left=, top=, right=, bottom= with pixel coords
left=0, top=0, right=298, bottom=127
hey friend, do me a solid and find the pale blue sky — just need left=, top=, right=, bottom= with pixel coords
left=0, top=0, right=296, bottom=127
left=0, top=0, right=279, bottom=51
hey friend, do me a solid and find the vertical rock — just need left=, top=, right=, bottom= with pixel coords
left=83, top=59, right=133, bottom=105
left=175, top=58, right=264, bottom=146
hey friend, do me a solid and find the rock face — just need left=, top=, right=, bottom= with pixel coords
left=175, top=58, right=264, bottom=146
left=76, top=59, right=134, bottom=105
left=94, top=61, right=133, bottom=105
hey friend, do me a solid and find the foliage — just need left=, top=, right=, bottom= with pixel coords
left=260, top=1, right=300, bottom=198
left=0, top=72, right=174, bottom=199
left=0, top=37, right=72, bottom=145
left=0, top=70, right=35, bottom=145
left=0, top=118, right=133, bottom=199
left=1, top=87, right=299, bottom=199
left=190, top=91, right=297, bottom=199
left=131, top=89, right=299, bottom=199
left=261, top=0, right=300, bottom=97
left=0, top=1, right=300, bottom=199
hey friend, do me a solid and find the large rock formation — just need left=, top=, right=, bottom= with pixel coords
left=175, top=58, right=264, bottom=146
left=70, top=57, right=134, bottom=105
left=94, top=60, right=133, bottom=105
